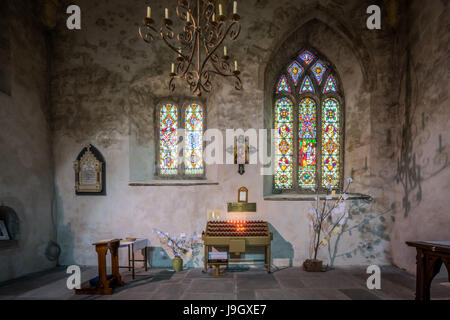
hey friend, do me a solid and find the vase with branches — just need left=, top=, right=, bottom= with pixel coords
left=303, top=177, right=353, bottom=272
left=152, top=229, right=202, bottom=271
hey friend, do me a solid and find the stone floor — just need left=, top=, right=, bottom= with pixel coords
left=0, top=265, right=449, bottom=300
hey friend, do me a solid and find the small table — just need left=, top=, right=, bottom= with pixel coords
left=119, top=238, right=151, bottom=279
left=406, top=241, right=450, bottom=300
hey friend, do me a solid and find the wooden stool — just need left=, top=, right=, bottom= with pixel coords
left=75, top=239, right=125, bottom=295
left=208, top=262, right=228, bottom=276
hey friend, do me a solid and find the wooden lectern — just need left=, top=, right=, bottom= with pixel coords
left=75, top=239, right=125, bottom=295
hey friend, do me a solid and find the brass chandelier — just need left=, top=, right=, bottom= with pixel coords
left=138, top=0, right=242, bottom=96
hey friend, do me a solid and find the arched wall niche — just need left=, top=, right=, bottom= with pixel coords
left=0, top=206, right=20, bottom=246
left=262, top=15, right=374, bottom=197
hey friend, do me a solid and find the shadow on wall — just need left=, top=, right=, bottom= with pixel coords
left=55, top=187, right=76, bottom=265
left=148, top=247, right=172, bottom=268
left=269, top=223, right=294, bottom=267
left=58, top=223, right=76, bottom=265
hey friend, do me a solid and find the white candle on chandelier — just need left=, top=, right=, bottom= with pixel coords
left=212, top=13, right=216, bottom=22
left=165, top=8, right=169, bottom=19
left=218, top=4, right=223, bottom=16
left=233, top=1, right=237, bottom=14
left=234, top=60, right=238, bottom=71
left=171, top=63, right=175, bottom=73
left=187, top=12, right=190, bottom=22
left=224, top=46, right=227, bottom=56
left=147, top=6, right=151, bottom=18
left=178, top=47, right=182, bottom=56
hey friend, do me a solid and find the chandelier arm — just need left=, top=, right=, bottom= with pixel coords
left=202, top=0, right=215, bottom=22
left=177, top=25, right=195, bottom=53
left=178, top=28, right=198, bottom=77
left=199, top=20, right=240, bottom=73
left=138, top=24, right=159, bottom=43
left=228, top=22, right=241, bottom=41
left=139, top=0, right=242, bottom=96
left=175, top=1, right=189, bottom=22
left=205, top=69, right=242, bottom=91
left=209, top=55, right=234, bottom=76
left=160, top=32, right=186, bottom=57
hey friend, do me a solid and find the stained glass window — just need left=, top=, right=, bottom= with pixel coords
left=300, top=76, right=314, bottom=93
left=184, top=103, right=204, bottom=175
left=311, top=61, right=326, bottom=84
left=321, top=98, right=340, bottom=188
left=159, top=103, right=205, bottom=177
left=273, top=49, right=343, bottom=192
left=160, top=103, right=178, bottom=175
left=298, top=98, right=317, bottom=189
left=287, top=61, right=304, bottom=85
left=323, top=75, right=337, bottom=93
left=299, top=50, right=315, bottom=65
left=274, top=97, right=293, bottom=189
left=276, top=75, right=290, bottom=93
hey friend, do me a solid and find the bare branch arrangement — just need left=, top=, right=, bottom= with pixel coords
left=308, top=178, right=353, bottom=261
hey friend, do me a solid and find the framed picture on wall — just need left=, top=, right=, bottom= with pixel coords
left=238, top=187, right=248, bottom=203
left=0, top=220, right=10, bottom=240
left=73, top=144, right=106, bottom=195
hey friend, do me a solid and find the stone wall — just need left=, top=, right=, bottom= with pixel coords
left=0, top=1, right=57, bottom=282
left=390, top=0, right=450, bottom=274
left=51, top=0, right=400, bottom=269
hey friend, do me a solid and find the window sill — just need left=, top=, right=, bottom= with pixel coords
left=129, top=180, right=219, bottom=186
left=264, top=193, right=372, bottom=201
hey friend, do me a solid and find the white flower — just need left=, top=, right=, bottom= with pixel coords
left=326, top=194, right=332, bottom=200
left=342, top=193, right=349, bottom=200
left=332, top=202, right=345, bottom=216
left=347, top=177, right=353, bottom=184
left=314, top=196, right=319, bottom=201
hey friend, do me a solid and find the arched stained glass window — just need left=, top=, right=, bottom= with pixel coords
left=311, top=61, right=327, bottom=84
left=273, top=48, right=343, bottom=192
left=274, top=97, right=293, bottom=189
left=288, top=61, right=304, bottom=85
left=160, top=103, right=178, bottom=175
left=159, top=102, right=205, bottom=177
left=300, top=76, right=314, bottom=93
left=184, top=103, right=204, bottom=175
left=323, top=75, right=337, bottom=93
left=298, top=98, right=317, bottom=189
left=299, top=50, right=315, bottom=65
left=276, top=75, right=291, bottom=93
left=321, top=98, right=340, bottom=187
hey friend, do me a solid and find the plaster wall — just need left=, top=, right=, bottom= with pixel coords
left=0, top=1, right=56, bottom=282
left=390, top=0, right=450, bottom=274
